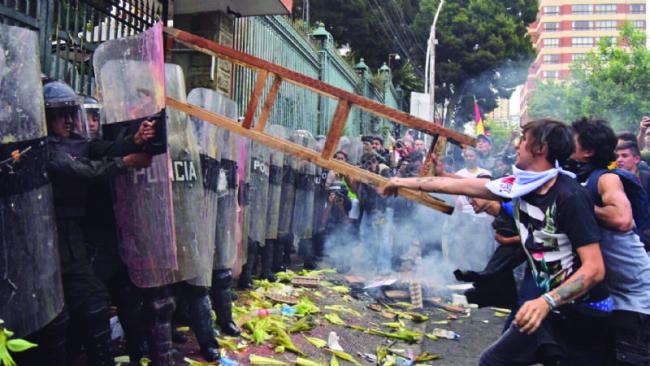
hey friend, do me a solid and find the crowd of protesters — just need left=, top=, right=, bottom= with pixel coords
left=379, top=116, right=650, bottom=366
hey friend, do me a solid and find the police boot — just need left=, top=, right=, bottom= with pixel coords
left=118, top=282, right=147, bottom=363
left=260, top=240, right=277, bottom=281
left=145, top=288, right=176, bottom=366
left=272, top=238, right=286, bottom=272
left=283, top=234, right=294, bottom=269
left=186, top=286, right=219, bottom=362
left=238, top=239, right=257, bottom=289
left=211, top=270, right=241, bottom=337
left=81, top=300, right=114, bottom=366
left=300, top=238, right=317, bottom=270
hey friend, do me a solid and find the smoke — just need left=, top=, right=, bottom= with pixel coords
left=319, top=193, right=496, bottom=292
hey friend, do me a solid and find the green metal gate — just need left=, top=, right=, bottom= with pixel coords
left=0, top=0, right=167, bottom=95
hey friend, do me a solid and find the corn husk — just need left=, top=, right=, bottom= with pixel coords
left=324, top=313, right=346, bottom=326
left=249, top=354, right=289, bottom=365
left=271, top=324, right=304, bottom=355
left=368, top=328, right=422, bottom=343
left=330, top=286, right=350, bottom=294
left=183, top=357, right=214, bottom=365
left=414, top=352, right=441, bottom=362
left=289, top=316, right=318, bottom=333
left=324, top=349, right=362, bottom=366
left=330, top=355, right=340, bottom=366
left=295, top=297, right=321, bottom=316
left=295, top=357, right=325, bottom=366
left=303, top=335, right=327, bottom=349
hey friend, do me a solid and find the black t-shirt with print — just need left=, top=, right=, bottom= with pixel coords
left=515, top=174, right=608, bottom=302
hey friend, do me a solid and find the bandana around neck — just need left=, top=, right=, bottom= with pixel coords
left=485, top=161, right=576, bottom=199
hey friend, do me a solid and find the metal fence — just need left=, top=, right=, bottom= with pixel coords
left=232, top=15, right=405, bottom=138
left=233, top=15, right=321, bottom=134
left=0, top=0, right=167, bottom=95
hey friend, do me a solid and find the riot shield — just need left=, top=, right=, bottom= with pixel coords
left=265, top=125, right=286, bottom=240
left=0, top=24, right=64, bottom=337
left=93, top=23, right=177, bottom=288
left=312, top=138, right=328, bottom=236
left=291, top=130, right=317, bottom=240
left=187, top=87, right=240, bottom=271
left=247, top=139, right=270, bottom=245
left=165, top=64, right=213, bottom=286
left=348, top=136, right=364, bottom=166
left=277, top=128, right=297, bottom=239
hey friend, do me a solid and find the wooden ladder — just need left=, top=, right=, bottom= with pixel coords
left=164, top=27, right=476, bottom=214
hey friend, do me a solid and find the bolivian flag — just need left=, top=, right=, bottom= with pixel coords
left=475, top=100, right=487, bottom=136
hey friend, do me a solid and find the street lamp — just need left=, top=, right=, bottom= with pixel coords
left=388, top=53, right=400, bottom=69
left=425, top=0, right=444, bottom=123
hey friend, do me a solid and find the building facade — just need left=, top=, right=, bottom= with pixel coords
left=520, top=0, right=647, bottom=120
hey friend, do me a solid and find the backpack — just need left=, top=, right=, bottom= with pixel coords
left=586, top=168, right=650, bottom=249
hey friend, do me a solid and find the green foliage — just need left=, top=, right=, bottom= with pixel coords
left=0, top=326, right=38, bottom=366
left=528, top=23, right=650, bottom=132
left=294, top=0, right=536, bottom=123
left=413, top=0, right=537, bottom=126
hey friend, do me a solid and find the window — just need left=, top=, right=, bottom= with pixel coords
left=543, top=70, right=559, bottom=79
left=595, top=20, right=617, bottom=30
left=572, top=53, right=586, bottom=62
left=572, top=21, right=593, bottom=30
left=631, top=4, right=645, bottom=13
left=543, top=54, right=560, bottom=64
left=544, top=6, right=560, bottom=15
left=597, top=36, right=617, bottom=45
left=544, top=22, right=560, bottom=31
left=572, top=4, right=593, bottom=14
left=634, top=20, right=645, bottom=29
left=543, top=38, right=560, bottom=48
left=572, top=37, right=594, bottom=47
left=594, top=4, right=617, bottom=14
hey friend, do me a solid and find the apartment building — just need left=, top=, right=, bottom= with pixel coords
left=520, top=0, right=647, bottom=120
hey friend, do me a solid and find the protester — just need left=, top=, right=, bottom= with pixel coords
left=476, top=134, right=495, bottom=171
left=370, top=135, right=391, bottom=165
left=380, top=118, right=612, bottom=365
left=569, top=117, right=650, bottom=364
left=616, top=141, right=650, bottom=193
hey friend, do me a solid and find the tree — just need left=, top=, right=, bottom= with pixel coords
left=528, top=23, right=650, bottom=132
left=412, top=0, right=537, bottom=127
left=294, top=0, right=537, bottom=124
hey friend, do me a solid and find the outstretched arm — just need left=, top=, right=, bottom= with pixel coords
left=377, top=176, right=498, bottom=200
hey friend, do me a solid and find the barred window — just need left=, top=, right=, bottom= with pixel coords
left=544, top=6, right=560, bottom=15
left=572, top=53, right=586, bottom=62
left=634, top=20, right=645, bottom=29
left=594, top=20, right=617, bottom=30
left=594, top=4, right=617, bottom=14
left=572, top=4, right=593, bottom=14
left=543, top=54, right=560, bottom=64
left=572, top=21, right=592, bottom=30
left=543, top=70, right=559, bottom=79
left=544, top=22, right=560, bottom=31
left=572, top=37, right=594, bottom=47
left=543, top=38, right=560, bottom=47
left=631, top=4, right=645, bottom=13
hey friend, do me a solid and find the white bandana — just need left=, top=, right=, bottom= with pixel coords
left=485, top=161, right=576, bottom=199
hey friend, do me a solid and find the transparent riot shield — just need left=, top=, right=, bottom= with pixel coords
left=0, top=24, right=64, bottom=337
left=312, top=138, right=328, bottom=236
left=291, top=130, right=317, bottom=240
left=277, top=128, right=297, bottom=239
left=265, top=125, right=286, bottom=240
left=348, top=136, right=364, bottom=166
left=247, top=138, right=270, bottom=246
left=187, top=87, right=240, bottom=271
left=165, top=64, right=213, bottom=286
left=93, top=23, right=177, bottom=288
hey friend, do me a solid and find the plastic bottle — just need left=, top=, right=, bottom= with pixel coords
left=250, top=304, right=296, bottom=318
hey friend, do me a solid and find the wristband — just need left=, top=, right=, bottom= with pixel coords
left=542, top=293, right=557, bottom=310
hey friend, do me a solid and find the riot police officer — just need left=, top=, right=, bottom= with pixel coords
left=44, top=79, right=154, bottom=366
